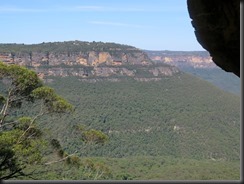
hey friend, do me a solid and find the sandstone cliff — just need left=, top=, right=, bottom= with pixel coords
left=145, top=50, right=216, bottom=68
left=0, top=41, right=180, bottom=79
left=35, top=65, right=180, bottom=79
left=0, top=41, right=151, bottom=67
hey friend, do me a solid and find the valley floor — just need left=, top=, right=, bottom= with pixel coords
left=16, top=156, right=240, bottom=180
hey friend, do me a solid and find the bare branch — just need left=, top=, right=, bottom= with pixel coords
left=0, top=120, right=18, bottom=128
left=0, top=104, right=6, bottom=115
left=27, top=132, right=37, bottom=139
left=9, top=96, right=27, bottom=103
left=44, top=151, right=77, bottom=165
left=17, top=104, right=45, bottom=144
left=96, top=171, right=104, bottom=180
left=0, top=89, right=13, bottom=126
left=0, top=168, right=23, bottom=180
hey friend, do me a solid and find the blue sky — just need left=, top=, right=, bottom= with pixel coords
left=0, top=0, right=205, bottom=51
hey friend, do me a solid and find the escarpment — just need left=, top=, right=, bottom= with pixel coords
left=0, top=41, right=180, bottom=79
left=0, top=41, right=151, bottom=67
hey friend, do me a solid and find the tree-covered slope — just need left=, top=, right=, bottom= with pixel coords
left=2, top=67, right=239, bottom=180
left=178, top=66, right=240, bottom=95
left=37, top=72, right=240, bottom=161
left=0, top=41, right=137, bottom=53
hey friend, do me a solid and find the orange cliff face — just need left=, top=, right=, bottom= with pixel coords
left=0, top=54, right=14, bottom=63
left=0, top=50, right=151, bottom=67
left=0, top=42, right=181, bottom=79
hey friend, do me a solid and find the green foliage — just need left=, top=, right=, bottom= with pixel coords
left=175, top=66, right=240, bottom=95
left=81, top=129, right=109, bottom=144
left=1, top=60, right=240, bottom=180
left=0, top=148, right=21, bottom=180
left=50, top=139, right=62, bottom=150
left=0, top=62, right=43, bottom=97
left=0, top=124, right=46, bottom=179
left=66, top=155, right=81, bottom=167
left=0, top=62, right=73, bottom=179
left=0, top=41, right=140, bottom=55
left=41, top=74, right=239, bottom=162
left=16, top=116, right=43, bottom=138
left=18, top=156, right=239, bottom=180
left=0, top=94, right=5, bottom=104
left=15, top=72, right=238, bottom=180
left=95, top=156, right=240, bottom=180
left=31, top=86, right=73, bottom=113
left=31, top=86, right=56, bottom=99
left=0, top=62, right=8, bottom=77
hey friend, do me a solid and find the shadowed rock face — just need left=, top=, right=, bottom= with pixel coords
left=187, top=0, right=240, bottom=77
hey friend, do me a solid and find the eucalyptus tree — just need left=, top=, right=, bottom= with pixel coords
left=0, top=62, right=73, bottom=180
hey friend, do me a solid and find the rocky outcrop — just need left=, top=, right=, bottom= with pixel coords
left=35, top=65, right=179, bottom=79
left=187, top=0, right=240, bottom=77
left=92, top=67, right=135, bottom=77
left=0, top=41, right=152, bottom=67
left=0, top=51, right=150, bottom=67
left=145, top=50, right=215, bottom=68
left=149, top=66, right=179, bottom=76
left=0, top=41, right=181, bottom=79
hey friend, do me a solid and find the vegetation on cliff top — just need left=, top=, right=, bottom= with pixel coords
left=0, top=41, right=140, bottom=54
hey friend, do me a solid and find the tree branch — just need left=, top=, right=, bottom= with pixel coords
left=0, top=168, right=23, bottom=180
left=44, top=151, right=77, bottom=165
left=17, top=104, right=45, bottom=144
left=0, top=120, right=18, bottom=129
left=9, top=96, right=27, bottom=103
left=0, top=89, right=13, bottom=126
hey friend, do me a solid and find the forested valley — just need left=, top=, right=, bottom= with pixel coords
left=0, top=42, right=240, bottom=180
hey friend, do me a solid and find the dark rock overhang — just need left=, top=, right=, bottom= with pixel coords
left=187, top=0, right=240, bottom=77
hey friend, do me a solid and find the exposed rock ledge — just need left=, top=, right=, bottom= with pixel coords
left=35, top=65, right=179, bottom=79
